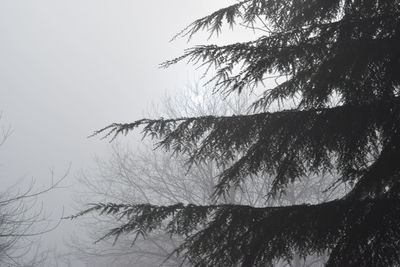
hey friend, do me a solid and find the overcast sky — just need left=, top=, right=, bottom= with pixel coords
left=0, top=0, right=227, bottom=182
left=0, top=0, right=254, bottom=263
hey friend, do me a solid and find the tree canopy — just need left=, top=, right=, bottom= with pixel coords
left=80, top=0, right=400, bottom=266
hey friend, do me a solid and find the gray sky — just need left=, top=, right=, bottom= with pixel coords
left=0, top=0, right=226, bottom=181
left=0, top=0, right=253, bottom=264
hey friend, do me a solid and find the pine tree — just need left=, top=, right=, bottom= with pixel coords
left=80, top=1, right=400, bottom=266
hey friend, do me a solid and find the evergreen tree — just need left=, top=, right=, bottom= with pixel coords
left=80, top=1, right=400, bottom=266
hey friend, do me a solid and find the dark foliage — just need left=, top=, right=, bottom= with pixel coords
left=78, top=199, right=400, bottom=266
left=81, top=0, right=400, bottom=266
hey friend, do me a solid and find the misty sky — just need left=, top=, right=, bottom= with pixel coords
left=0, top=1, right=257, bottom=263
left=0, top=0, right=233, bottom=258
left=0, top=0, right=225, bottom=182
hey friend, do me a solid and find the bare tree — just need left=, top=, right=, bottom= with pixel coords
left=71, top=85, right=348, bottom=267
left=0, top=113, right=68, bottom=266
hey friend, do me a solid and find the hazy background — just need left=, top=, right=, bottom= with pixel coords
left=0, top=0, right=253, bottom=264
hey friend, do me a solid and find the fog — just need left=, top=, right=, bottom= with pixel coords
left=0, top=0, right=379, bottom=266
left=0, top=1, right=389, bottom=266
left=0, top=0, right=224, bottom=181
left=0, top=0, right=233, bottom=265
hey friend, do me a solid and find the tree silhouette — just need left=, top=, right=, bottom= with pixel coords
left=80, top=1, right=400, bottom=266
left=73, top=86, right=347, bottom=266
left=0, top=114, right=68, bottom=266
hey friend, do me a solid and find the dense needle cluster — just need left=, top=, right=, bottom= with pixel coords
left=82, top=1, right=400, bottom=266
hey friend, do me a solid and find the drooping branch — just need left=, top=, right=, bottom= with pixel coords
left=75, top=198, right=400, bottom=267
left=93, top=99, right=400, bottom=197
left=166, top=16, right=400, bottom=108
left=173, top=0, right=345, bottom=41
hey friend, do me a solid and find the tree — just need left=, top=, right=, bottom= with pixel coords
left=79, top=1, right=400, bottom=266
left=0, top=113, right=68, bottom=266
left=72, top=85, right=241, bottom=267
left=69, top=86, right=265, bottom=267
left=72, top=85, right=345, bottom=266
